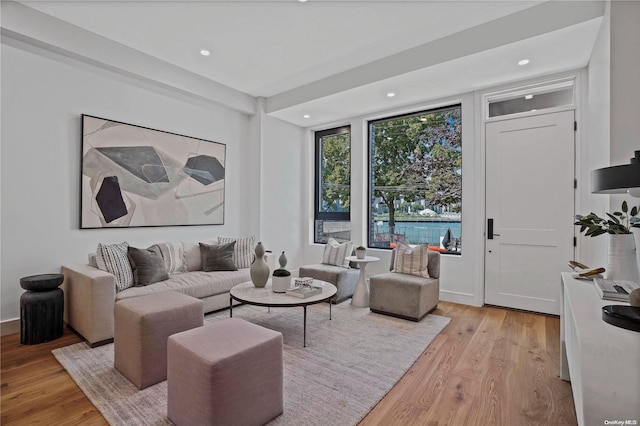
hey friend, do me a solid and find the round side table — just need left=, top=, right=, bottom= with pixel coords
left=345, top=256, right=380, bottom=308
left=20, top=273, right=64, bottom=345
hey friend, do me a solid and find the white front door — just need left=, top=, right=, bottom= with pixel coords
left=485, top=110, right=575, bottom=315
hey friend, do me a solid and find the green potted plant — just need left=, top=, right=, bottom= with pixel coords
left=575, top=201, right=640, bottom=280
left=355, top=245, right=367, bottom=259
left=271, top=268, right=292, bottom=293
left=574, top=201, right=639, bottom=236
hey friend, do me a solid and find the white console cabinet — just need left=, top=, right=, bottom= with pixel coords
left=560, top=273, right=640, bottom=426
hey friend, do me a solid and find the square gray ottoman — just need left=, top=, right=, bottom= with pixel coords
left=167, top=318, right=283, bottom=426
left=114, top=291, right=203, bottom=389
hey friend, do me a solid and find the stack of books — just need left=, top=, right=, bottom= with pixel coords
left=286, top=285, right=322, bottom=299
left=593, top=278, right=640, bottom=302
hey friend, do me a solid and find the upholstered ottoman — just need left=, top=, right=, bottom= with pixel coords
left=167, top=318, right=283, bottom=426
left=369, top=250, right=440, bottom=321
left=298, top=264, right=358, bottom=303
left=114, top=291, right=203, bottom=389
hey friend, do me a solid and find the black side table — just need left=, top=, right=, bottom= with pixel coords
left=20, top=273, right=64, bottom=345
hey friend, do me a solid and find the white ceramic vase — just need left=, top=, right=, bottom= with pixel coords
left=250, top=242, right=270, bottom=288
left=607, top=233, right=640, bottom=281
left=271, top=276, right=291, bottom=293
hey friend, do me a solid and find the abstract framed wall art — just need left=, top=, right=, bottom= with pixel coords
left=80, top=115, right=225, bottom=228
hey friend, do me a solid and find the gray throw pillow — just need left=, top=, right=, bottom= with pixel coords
left=200, top=242, right=238, bottom=272
left=127, top=246, right=169, bottom=286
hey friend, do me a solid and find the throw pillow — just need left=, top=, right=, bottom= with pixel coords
left=392, top=242, right=430, bottom=278
left=182, top=241, right=203, bottom=271
left=127, top=246, right=169, bottom=286
left=200, top=242, right=238, bottom=272
left=321, top=238, right=353, bottom=268
left=217, top=236, right=255, bottom=268
left=96, top=241, right=133, bottom=292
left=152, top=242, right=186, bottom=274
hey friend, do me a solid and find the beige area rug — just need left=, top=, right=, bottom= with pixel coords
left=53, top=301, right=450, bottom=426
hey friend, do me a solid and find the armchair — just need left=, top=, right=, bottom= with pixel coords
left=369, top=250, right=440, bottom=321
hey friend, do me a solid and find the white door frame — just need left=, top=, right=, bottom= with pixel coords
left=475, top=70, right=586, bottom=308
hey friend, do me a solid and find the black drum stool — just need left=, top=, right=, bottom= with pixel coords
left=20, top=273, right=64, bottom=345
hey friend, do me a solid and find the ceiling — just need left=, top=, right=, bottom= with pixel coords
left=19, top=0, right=604, bottom=127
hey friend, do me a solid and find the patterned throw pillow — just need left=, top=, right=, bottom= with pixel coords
left=96, top=241, right=134, bottom=292
left=217, top=236, right=255, bottom=269
left=322, top=238, right=353, bottom=268
left=392, top=242, right=430, bottom=278
left=151, top=242, right=186, bottom=274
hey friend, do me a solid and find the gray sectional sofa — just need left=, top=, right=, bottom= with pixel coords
left=61, top=240, right=251, bottom=347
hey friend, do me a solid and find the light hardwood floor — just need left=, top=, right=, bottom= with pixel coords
left=1, top=302, right=577, bottom=425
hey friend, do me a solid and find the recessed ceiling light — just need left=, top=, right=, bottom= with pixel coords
left=299, top=0, right=307, bottom=2
left=303, top=114, right=310, bottom=119
left=386, top=92, right=395, bottom=98
left=531, top=109, right=537, bottom=112
left=200, top=49, right=210, bottom=56
left=525, top=94, right=533, bottom=100
left=518, top=59, right=530, bottom=66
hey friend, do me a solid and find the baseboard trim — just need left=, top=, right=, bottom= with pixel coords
left=439, top=290, right=477, bottom=306
left=1, top=319, right=20, bottom=337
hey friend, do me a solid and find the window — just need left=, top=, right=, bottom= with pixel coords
left=314, top=126, right=351, bottom=243
left=368, top=105, right=462, bottom=254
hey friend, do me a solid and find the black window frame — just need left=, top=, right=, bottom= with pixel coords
left=314, top=126, right=351, bottom=243
left=367, top=104, right=462, bottom=251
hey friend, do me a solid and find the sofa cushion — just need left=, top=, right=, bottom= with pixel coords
left=96, top=241, right=133, bottom=292
left=200, top=242, right=237, bottom=272
left=392, top=242, right=430, bottom=278
left=218, top=236, right=255, bottom=269
left=127, top=246, right=169, bottom=286
left=152, top=242, right=186, bottom=274
left=321, top=238, right=353, bottom=268
left=183, top=242, right=203, bottom=271
left=115, top=269, right=251, bottom=302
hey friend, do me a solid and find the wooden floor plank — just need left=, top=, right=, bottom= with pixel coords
left=1, top=302, right=577, bottom=426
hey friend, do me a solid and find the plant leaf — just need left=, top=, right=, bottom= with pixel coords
left=622, top=200, right=628, bottom=213
left=631, top=206, right=638, bottom=217
left=591, top=229, right=607, bottom=237
left=606, top=213, right=620, bottom=224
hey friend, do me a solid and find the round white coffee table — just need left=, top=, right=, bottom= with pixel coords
left=345, top=255, right=380, bottom=308
left=229, top=280, right=337, bottom=347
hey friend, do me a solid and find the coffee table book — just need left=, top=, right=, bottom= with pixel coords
left=593, top=277, right=640, bottom=302
left=286, top=286, right=322, bottom=299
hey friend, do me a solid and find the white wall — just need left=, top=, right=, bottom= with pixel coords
left=581, top=1, right=610, bottom=268
left=609, top=1, right=640, bottom=215
left=259, top=110, right=306, bottom=272
left=0, top=45, right=259, bottom=322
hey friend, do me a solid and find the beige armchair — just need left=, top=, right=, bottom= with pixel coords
left=369, top=250, right=440, bottom=321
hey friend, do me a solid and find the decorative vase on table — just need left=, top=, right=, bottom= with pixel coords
left=607, top=233, right=640, bottom=281
left=250, top=242, right=270, bottom=288
left=355, top=247, right=366, bottom=260
left=272, top=275, right=291, bottom=293
left=279, top=251, right=287, bottom=268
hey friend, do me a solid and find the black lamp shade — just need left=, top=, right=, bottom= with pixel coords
left=591, top=150, right=640, bottom=194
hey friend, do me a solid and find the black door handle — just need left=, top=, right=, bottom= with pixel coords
left=488, top=218, right=501, bottom=239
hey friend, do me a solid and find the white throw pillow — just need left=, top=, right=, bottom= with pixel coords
left=392, top=242, right=430, bottom=278
left=152, top=242, right=186, bottom=274
left=218, top=236, right=255, bottom=269
left=95, top=241, right=133, bottom=292
left=322, top=238, right=353, bottom=268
